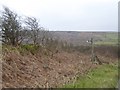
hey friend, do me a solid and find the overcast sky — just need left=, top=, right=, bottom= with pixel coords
left=0, top=0, right=119, bottom=31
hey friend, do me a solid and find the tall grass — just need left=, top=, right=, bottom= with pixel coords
left=63, top=63, right=118, bottom=88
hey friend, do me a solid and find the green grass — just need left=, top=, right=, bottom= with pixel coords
left=63, top=63, right=118, bottom=88
left=95, top=41, right=118, bottom=45
left=105, top=33, right=118, bottom=40
left=95, top=33, right=118, bottom=45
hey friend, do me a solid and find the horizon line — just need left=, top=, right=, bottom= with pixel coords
left=48, top=29, right=118, bottom=32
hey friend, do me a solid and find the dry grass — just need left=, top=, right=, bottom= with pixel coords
left=2, top=45, right=118, bottom=88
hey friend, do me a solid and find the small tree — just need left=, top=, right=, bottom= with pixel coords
left=25, top=17, right=40, bottom=45
left=1, top=7, right=22, bottom=46
left=38, top=28, right=50, bottom=46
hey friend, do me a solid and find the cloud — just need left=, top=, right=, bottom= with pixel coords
left=0, top=0, right=118, bottom=31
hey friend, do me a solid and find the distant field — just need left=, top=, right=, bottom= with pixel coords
left=52, top=31, right=118, bottom=46
left=95, top=33, right=118, bottom=45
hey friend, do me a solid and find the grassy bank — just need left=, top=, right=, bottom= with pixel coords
left=63, top=63, right=118, bottom=88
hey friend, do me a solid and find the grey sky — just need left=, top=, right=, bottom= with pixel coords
left=0, top=0, right=119, bottom=31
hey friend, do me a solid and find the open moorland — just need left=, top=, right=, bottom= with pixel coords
left=1, top=7, right=119, bottom=88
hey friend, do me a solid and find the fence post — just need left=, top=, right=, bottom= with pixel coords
left=91, top=38, right=95, bottom=63
left=90, top=38, right=102, bottom=64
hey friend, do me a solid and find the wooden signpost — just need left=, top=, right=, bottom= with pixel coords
left=87, top=37, right=102, bottom=64
left=91, top=38, right=95, bottom=62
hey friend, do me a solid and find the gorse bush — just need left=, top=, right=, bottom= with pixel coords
left=19, top=44, right=40, bottom=55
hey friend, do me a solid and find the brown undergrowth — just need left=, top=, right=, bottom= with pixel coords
left=2, top=45, right=118, bottom=88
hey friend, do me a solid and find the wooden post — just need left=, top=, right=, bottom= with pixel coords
left=91, top=38, right=95, bottom=63
left=90, top=38, right=102, bottom=64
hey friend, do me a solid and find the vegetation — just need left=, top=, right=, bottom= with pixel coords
left=63, top=63, right=118, bottom=88
left=24, top=17, right=41, bottom=45
left=1, top=6, right=118, bottom=88
left=1, top=7, right=22, bottom=46
left=95, top=33, right=118, bottom=45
